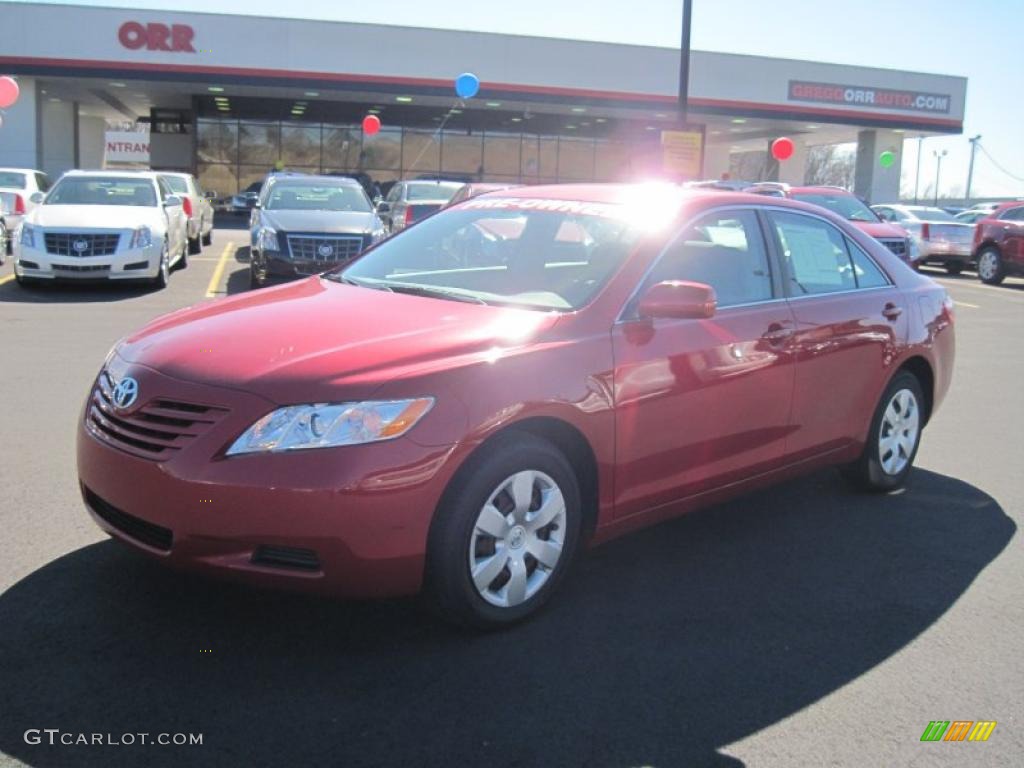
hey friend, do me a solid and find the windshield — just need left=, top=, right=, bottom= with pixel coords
left=0, top=172, right=26, bottom=189
left=337, top=198, right=644, bottom=311
left=44, top=177, right=157, bottom=207
left=162, top=176, right=189, bottom=194
left=407, top=183, right=461, bottom=202
left=245, top=182, right=262, bottom=194
left=910, top=208, right=957, bottom=222
left=791, top=193, right=879, bottom=222
left=265, top=183, right=371, bottom=212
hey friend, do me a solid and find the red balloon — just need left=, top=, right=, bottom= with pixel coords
left=771, top=137, right=795, bottom=161
left=0, top=76, right=19, bottom=109
left=362, top=114, right=381, bottom=135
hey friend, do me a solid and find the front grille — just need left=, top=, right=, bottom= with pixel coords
left=878, top=238, right=908, bottom=257
left=84, top=486, right=173, bottom=552
left=285, top=233, right=367, bottom=271
left=45, top=232, right=121, bottom=257
left=53, top=263, right=110, bottom=273
left=251, top=546, right=321, bottom=572
left=85, top=370, right=230, bottom=461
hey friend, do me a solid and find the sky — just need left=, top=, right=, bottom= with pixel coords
left=11, top=0, right=1024, bottom=199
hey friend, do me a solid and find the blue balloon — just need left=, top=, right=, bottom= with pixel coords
left=455, top=72, right=480, bottom=100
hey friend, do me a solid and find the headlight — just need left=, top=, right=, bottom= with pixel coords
left=129, top=226, right=152, bottom=249
left=226, top=398, right=434, bottom=455
left=257, top=227, right=280, bottom=252
left=19, top=224, right=36, bottom=248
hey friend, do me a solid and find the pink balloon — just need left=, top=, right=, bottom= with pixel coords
left=771, top=137, right=794, bottom=161
left=0, top=76, right=19, bottom=109
left=362, top=114, right=381, bottom=135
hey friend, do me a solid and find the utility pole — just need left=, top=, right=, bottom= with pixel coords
left=913, top=136, right=924, bottom=204
left=678, top=0, right=693, bottom=124
left=966, top=134, right=982, bottom=205
left=933, top=148, right=948, bottom=207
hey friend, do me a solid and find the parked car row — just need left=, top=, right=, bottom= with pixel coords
left=4, top=166, right=215, bottom=289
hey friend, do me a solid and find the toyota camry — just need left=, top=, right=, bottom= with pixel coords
left=77, top=184, right=955, bottom=628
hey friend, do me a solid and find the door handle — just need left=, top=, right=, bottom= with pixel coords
left=761, top=323, right=794, bottom=345
left=882, top=303, right=903, bottom=321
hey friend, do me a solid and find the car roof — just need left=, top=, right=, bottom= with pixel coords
left=266, top=174, right=363, bottom=186
left=785, top=186, right=857, bottom=195
left=63, top=169, right=160, bottom=179
left=405, top=179, right=464, bottom=187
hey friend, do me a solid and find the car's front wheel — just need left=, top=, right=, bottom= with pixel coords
left=841, top=371, right=924, bottom=492
left=151, top=243, right=170, bottom=289
left=976, top=247, right=1005, bottom=285
left=426, top=433, right=582, bottom=629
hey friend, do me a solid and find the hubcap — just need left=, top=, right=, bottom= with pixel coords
left=468, top=470, right=567, bottom=608
left=879, top=388, right=920, bottom=476
left=978, top=252, right=997, bottom=280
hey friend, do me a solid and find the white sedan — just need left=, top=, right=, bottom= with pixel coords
left=14, top=171, right=188, bottom=289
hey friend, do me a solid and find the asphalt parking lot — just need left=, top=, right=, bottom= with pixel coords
left=0, top=225, right=1021, bottom=768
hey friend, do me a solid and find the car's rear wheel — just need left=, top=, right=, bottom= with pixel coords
left=976, top=247, right=1005, bottom=285
left=0, top=221, right=7, bottom=263
left=945, top=262, right=964, bottom=275
left=202, top=225, right=213, bottom=247
left=426, top=433, right=582, bottom=629
left=188, top=234, right=202, bottom=255
left=841, top=371, right=924, bottom=492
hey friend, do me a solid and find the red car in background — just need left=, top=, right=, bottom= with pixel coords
left=746, top=183, right=919, bottom=267
left=972, top=201, right=1024, bottom=285
left=78, top=184, right=955, bottom=628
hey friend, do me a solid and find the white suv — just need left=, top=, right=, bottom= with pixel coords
left=14, top=171, right=188, bottom=288
left=158, top=172, right=214, bottom=255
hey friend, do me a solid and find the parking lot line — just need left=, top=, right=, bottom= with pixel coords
left=956, top=301, right=981, bottom=309
left=205, top=241, right=236, bottom=298
left=0, top=274, right=14, bottom=287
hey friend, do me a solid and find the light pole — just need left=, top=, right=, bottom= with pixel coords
left=965, top=135, right=982, bottom=205
left=678, top=0, right=693, bottom=124
left=933, top=148, right=948, bottom=207
left=913, top=136, right=924, bottom=204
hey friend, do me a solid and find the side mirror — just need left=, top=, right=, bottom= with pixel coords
left=253, top=200, right=261, bottom=209
left=163, top=194, right=183, bottom=208
left=638, top=280, right=717, bottom=320
left=376, top=201, right=391, bottom=214
left=29, top=191, right=45, bottom=204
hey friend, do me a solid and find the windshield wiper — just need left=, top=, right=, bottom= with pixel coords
left=384, top=283, right=487, bottom=304
left=323, top=274, right=392, bottom=291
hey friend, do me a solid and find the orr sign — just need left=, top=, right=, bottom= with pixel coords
left=788, top=80, right=951, bottom=114
left=118, top=21, right=196, bottom=53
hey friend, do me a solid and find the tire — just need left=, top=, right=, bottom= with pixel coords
left=151, top=244, right=170, bottom=289
left=0, top=222, right=7, bottom=264
left=425, top=432, right=582, bottom=629
left=976, top=247, right=1005, bottom=285
left=202, top=226, right=213, bottom=247
left=249, top=262, right=263, bottom=290
left=188, top=235, right=202, bottom=255
left=840, top=371, right=924, bottom=492
left=945, top=262, right=963, bottom=276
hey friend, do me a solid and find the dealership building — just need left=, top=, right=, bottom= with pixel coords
left=0, top=2, right=966, bottom=202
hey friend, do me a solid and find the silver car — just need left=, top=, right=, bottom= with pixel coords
left=158, top=172, right=214, bottom=255
left=872, top=204, right=976, bottom=275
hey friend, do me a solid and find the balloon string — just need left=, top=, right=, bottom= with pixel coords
left=404, top=99, right=463, bottom=176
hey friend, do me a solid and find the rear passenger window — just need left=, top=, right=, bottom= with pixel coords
left=845, top=239, right=890, bottom=288
left=645, top=210, right=774, bottom=308
left=769, top=211, right=858, bottom=296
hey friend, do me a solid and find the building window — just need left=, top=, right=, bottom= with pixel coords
left=441, top=130, right=483, bottom=176
left=238, top=122, right=280, bottom=165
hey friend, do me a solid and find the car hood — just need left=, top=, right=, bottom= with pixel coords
left=850, top=220, right=907, bottom=239
left=261, top=209, right=379, bottom=233
left=28, top=205, right=161, bottom=229
left=116, top=277, right=560, bottom=403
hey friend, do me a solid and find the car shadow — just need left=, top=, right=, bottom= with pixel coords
left=0, top=278, right=160, bottom=304
left=0, top=468, right=1013, bottom=767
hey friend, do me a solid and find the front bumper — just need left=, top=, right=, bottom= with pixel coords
left=14, top=241, right=163, bottom=281
left=76, top=361, right=458, bottom=598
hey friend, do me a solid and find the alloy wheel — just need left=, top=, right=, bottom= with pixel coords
left=978, top=251, right=999, bottom=281
left=879, top=388, right=919, bottom=476
left=468, top=470, right=567, bottom=608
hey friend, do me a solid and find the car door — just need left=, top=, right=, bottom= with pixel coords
left=382, top=183, right=403, bottom=231
left=765, top=209, right=908, bottom=461
left=157, top=178, right=186, bottom=255
left=996, top=206, right=1024, bottom=266
left=611, top=208, right=797, bottom=519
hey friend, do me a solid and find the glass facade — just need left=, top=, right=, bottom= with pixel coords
left=197, top=118, right=662, bottom=196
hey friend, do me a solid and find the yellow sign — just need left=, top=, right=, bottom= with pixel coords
left=661, top=130, right=703, bottom=178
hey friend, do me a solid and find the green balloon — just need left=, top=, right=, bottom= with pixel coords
left=879, top=150, right=895, bottom=168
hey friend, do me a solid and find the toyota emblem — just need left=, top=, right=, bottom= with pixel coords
left=318, top=243, right=334, bottom=258
left=111, top=376, right=139, bottom=409
left=73, top=239, right=90, bottom=253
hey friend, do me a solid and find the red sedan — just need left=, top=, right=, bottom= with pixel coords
left=78, top=184, right=955, bottom=628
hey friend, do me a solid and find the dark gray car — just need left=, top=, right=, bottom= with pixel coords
left=249, top=175, right=385, bottom=289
